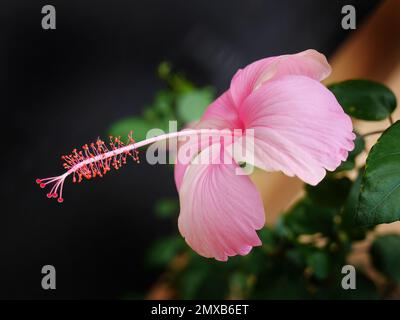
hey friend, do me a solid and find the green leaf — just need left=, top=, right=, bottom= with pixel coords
left=283, top=198, right=337, bottom=236
left=180, top=256, right=230, bottom=299
left=341, top=169, right=369, bottom=240
left=258, top=227, right=280, bottom=255
left=169, top=74, right=195, bottom=94
left=177, top=88, right=214, bottom=122
left=146, top=236, right=185, bottom=267
left=143, top=107, right=159, bottom=122
left=157, top=62, right=195, bottom=93
left=328, top=79, right=397, bottom=121
left=153, top=90, right=174, bottom=117
left=229, top=272, right=251, bottom=298
left=305, top=177, right=352, bottom=208
left=335, top=133, right=365, bottom=172
left=252, top=263, right=311, bottom=299
left=158, top=61, right=172, bottom=80
left=109, top=117, right=154, bottom=142
left=285, top=244, right=313, bottom=268
left=342, top=170, right=363, bottom=225
left=154, top=198, right=179, bottom=218
left=306, top=250, right=330, bottom=280
left=180, top=266, right=209, bottom=299
left=357, top=121, right=400, bottom=226
left=370, top=234, right=400, bottom=283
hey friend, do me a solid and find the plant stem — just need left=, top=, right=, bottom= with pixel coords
left=361, top=130, right=385, bottom=138
left=362, top=115, right=395, bottom=139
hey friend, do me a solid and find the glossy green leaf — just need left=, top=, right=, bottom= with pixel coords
left=357, top=121, right=400, bottom=226
left=329, top=79, right=397, bottom=120
left=177, top=88, right=214, bottom=122
left=370, top=234, right=400, bottom=283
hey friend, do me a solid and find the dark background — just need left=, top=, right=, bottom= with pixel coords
left=1, top=0, right=380, bottom=299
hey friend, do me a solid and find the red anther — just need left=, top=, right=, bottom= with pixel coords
left=52, top=193, right=58, bottom=198
left=40, top=183, right=46, bottom=188
left=57, top=197, right=64, bottom=203
left=47, top=193, right=52, bottom=198
left=36, top=178, right=41, bottom=184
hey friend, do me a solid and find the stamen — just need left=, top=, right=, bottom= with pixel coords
left=36, top=128, right=234, bottom=203
left=36, top=131, right=139, bottom=203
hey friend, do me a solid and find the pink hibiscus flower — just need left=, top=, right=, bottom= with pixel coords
left=174, top=49, right=355, bottom=261
left=37, top=49, right=355, bottom=261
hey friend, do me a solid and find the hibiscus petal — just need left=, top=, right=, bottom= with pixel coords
left=238, top=75, right=355, bottom=185
left=178, top=144, right=265, bottom=261
left=175, top=91, right=241, bottom=190
left=199, top=90, right=242, bottom=130
left=174, top=131, right=203, bottom=190
left=230, top=49, right=331, bottom=106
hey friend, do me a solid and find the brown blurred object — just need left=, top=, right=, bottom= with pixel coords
left=256, top=0, right=400, bottom=226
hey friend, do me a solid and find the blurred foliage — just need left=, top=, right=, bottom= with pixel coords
left=109, top=61, right=215, bottom=140
left=370, top=235, right=400, bottom=284
left=114, top=66, right=400, bottom=299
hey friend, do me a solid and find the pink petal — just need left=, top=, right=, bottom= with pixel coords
left=198, top=90, right=242, bottom=130
left=174, top=91, right=241, bottom=190
left=174, top=131, right=202, bottom=190
left=230, top=49, right=331, bottom=106
left=178, top=144, right=265, bottom=261
left=238, top=75, right=355, bottom=185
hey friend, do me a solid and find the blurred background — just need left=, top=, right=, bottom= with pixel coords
left=2, top=0, right=399, bottom=299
